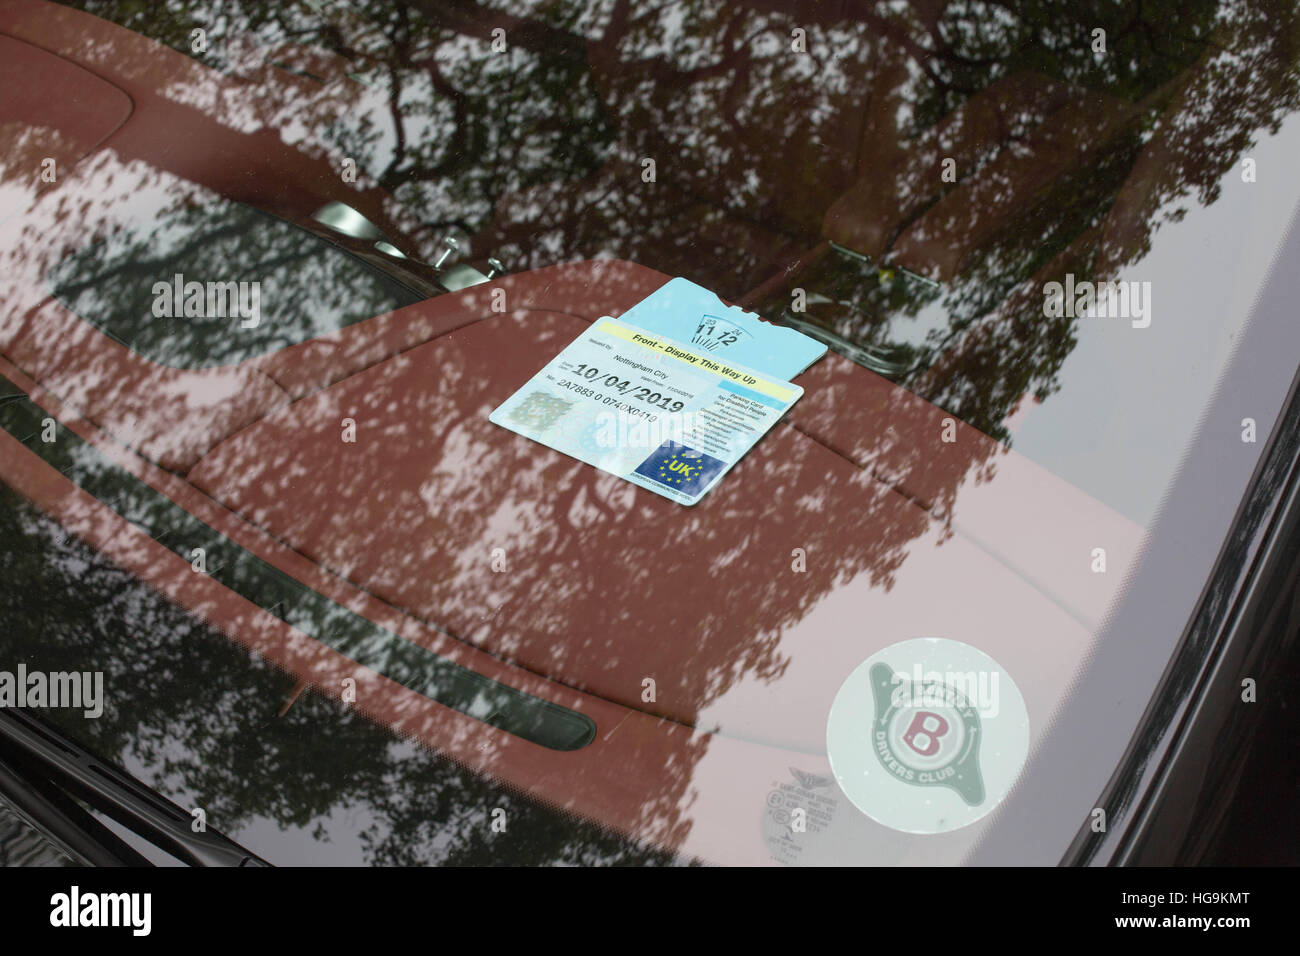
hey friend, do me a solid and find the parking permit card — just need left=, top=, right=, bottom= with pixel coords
left=489, top=318, right=803, bottom=505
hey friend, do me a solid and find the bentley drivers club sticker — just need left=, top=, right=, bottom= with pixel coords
left=826, top=637, right=1030, bottom=834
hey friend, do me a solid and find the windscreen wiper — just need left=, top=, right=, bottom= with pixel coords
left=311, top=201, right=506, bottom=291
left=776, top=312, right=920, bottom=378
left=0, top=708, right=270, bottom=867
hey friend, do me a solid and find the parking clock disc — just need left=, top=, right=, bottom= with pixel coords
left=826, top=638, right=1030, bottom=834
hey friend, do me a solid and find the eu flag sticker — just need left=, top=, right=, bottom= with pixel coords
left=633, top=442, right=727, bottom=498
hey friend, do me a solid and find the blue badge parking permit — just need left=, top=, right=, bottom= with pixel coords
left=489, top=318, right=803, bottom=505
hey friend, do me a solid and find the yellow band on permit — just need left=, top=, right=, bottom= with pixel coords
left=597, top=319, right=797, bottom=402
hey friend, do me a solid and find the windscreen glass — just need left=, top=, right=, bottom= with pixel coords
left=0, top=0, right=1296, bottom=866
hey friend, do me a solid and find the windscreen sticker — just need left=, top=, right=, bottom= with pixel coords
left=607, top=276, right=828, bottom=379
left=761, top=767, right=842, bottom=866
left=826, top=638, right=1030, bottom=834
left=489, top=317, right=802, bottom=505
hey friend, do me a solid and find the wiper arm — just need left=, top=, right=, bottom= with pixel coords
left=775, top=312, right=919, bottom=378
left=311, top=202, right=506, bottom=291
left=0, top=708, right=269, bottom=867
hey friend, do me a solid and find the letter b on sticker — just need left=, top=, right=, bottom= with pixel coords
left=902, top=711, right=949, bottom=757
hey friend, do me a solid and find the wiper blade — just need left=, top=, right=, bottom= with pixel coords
left=0, top=708, right=270, bottom=867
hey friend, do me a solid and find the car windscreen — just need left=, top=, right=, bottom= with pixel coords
left=0, top=0, right=1297, bottom=867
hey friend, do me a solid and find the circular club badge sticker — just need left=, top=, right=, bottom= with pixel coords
left=826, top=638, right=1030, bottom=834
